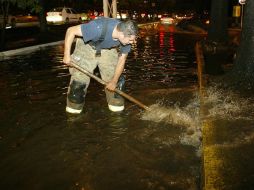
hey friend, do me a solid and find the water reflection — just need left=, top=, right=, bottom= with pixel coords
left=126, top=32, right=197, bottom=91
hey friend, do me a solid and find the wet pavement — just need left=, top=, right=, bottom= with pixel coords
left=0, top=24, right=254, bottom=190
left=2, top=25, right=68, bottom=51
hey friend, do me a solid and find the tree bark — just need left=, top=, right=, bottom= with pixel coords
left=229, top=0, right=254, bottom=88
left=208, top=0, right=228, bottom=42
left=0, top=0, right=10, bottom=51
left=0, top=27, right=5, bottom=51
left=38, top=0, right=47, bottom=33
left=203, top=0, right=229, bottom=75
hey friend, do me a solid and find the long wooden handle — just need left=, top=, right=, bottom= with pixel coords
left=70, top=62, right=150, bottom=111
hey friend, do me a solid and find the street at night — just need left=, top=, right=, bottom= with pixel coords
left=1, top=0, right=254, bottom=190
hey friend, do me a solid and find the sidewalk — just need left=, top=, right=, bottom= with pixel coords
left=196, top=42, right=254, bottom=190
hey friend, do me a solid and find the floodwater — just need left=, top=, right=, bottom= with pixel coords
left=1, top=28, right=253, bottom=190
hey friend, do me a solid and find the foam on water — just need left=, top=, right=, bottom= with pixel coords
left=139, top=86, right=254, bottom=150
left=203, top=87, right=253, bottom=120
left=141, top=103, right=199, bottom=128
left=140, top=96, right=202, bottom=150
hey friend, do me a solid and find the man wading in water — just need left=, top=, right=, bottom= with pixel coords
left=63, top=17, right=138, bottom=114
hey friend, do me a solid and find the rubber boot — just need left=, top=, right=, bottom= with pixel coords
left=106, top=75, right=125, bottom=112
left=66, top=80, right=86, bottom=114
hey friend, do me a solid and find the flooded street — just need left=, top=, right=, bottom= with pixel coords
left=1, top=28, right=254, bottom=190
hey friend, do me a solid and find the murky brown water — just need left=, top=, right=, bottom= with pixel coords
left=2, top=30, right=253, bottom=190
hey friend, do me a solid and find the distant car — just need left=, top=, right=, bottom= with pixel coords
left=46, top=7, right=82, bottom=24
left=130, top=11, right=139, bottom=20
left=117, top=10, right=129, bottom=20
left=176, top=13, right=209, bottom=31
left=79, top=11, right=90, bottom=22
left=1, top=13, right=39, bottom=29
left=160, top=14, right=174, bottom=25
left=9, top=14, right=39, bottom=28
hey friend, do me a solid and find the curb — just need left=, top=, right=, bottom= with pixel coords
left=0, top=40, right=64, bottom=60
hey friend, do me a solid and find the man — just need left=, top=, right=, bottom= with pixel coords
left=63, top=17, right=138, bottom=114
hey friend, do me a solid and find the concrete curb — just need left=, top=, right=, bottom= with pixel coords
left=0, top=40, right=64, bottom=60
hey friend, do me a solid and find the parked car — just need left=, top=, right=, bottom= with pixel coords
left=0, top=13, right=39, bottom=29
left=46, top=7, right=82, bottom=24
left=8, top=13, right=39, bottom=28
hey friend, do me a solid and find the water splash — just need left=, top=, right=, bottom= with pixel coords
left=140, top=97, right=202, bottom=149
left=141, top=103, right=198, bottom=128
left=139, top=86, right=254, bottom=150
left=203, top=87, right=253, bottom=120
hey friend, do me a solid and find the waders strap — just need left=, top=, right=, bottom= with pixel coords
left=93, top=19, right=108, bottom=57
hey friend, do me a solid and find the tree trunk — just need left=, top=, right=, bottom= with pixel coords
left=208, top=0, right=228, bottom=42
left=39, top=0, right=47, bottom=33
left=229, top=0, right=254, bottom=88
left=0, top=0, right=10, bottom=51
left=203, top=0, right=229, bottom=75
left=0, top=27, right=5, bottom=51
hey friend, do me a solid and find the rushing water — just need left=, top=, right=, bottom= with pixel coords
left=3, top=28, right=250, bottom=190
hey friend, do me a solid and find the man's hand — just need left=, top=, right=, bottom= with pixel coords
left=63, top=54, right=72, bottom=66
left=106, top=80, right=117, bottom=91
left=105, top=54, right=127, bottom=91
